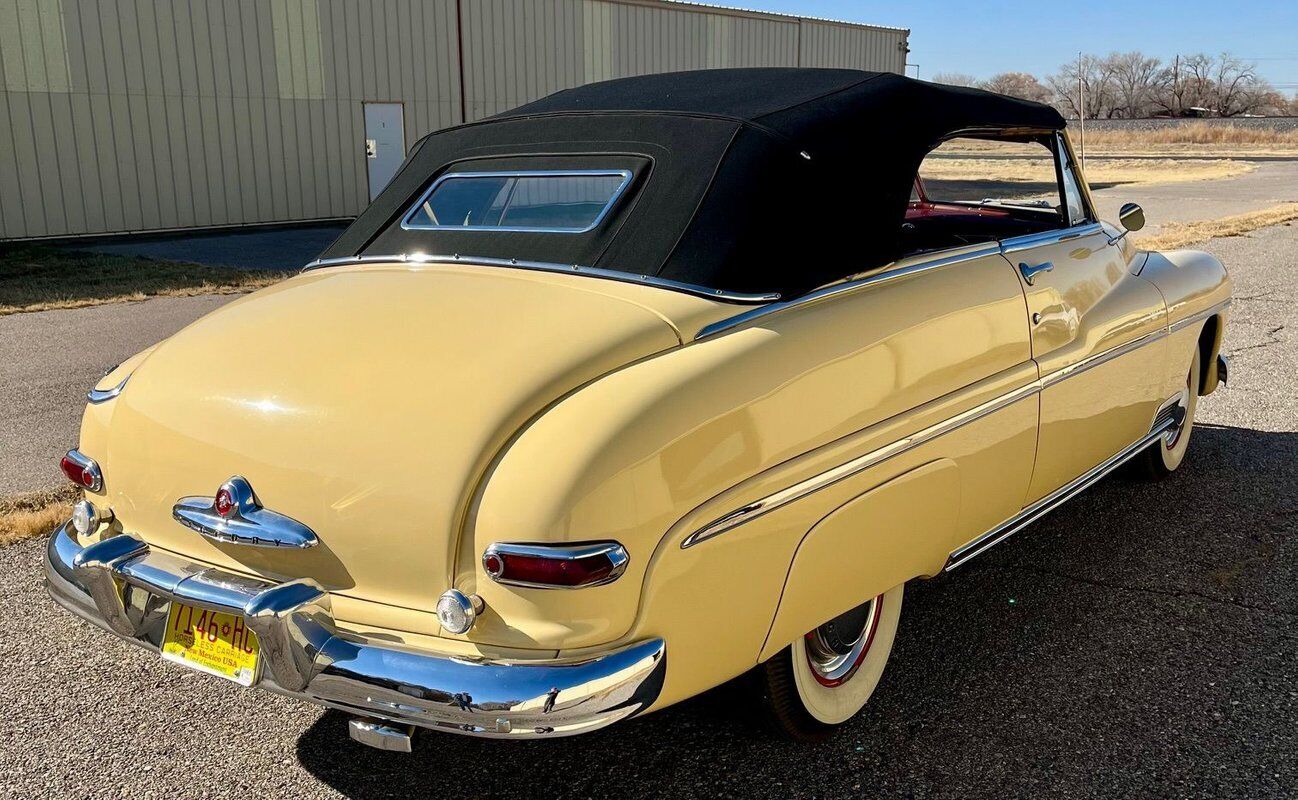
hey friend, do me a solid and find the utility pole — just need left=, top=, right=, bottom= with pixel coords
left=1078, top=51, right=1086, bottom=169
left=1173, top=53, right=1180, bottom=116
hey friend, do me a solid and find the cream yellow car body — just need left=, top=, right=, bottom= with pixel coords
left=67, top=216, right=1230, bottom=716
left=49, top=68, right=1235, bottom=741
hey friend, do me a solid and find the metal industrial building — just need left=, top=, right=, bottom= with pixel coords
left=0, top=0, right=908, bottom=240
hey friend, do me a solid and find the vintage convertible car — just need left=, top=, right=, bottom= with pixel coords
left=46, top=69, right=1231, bottom=749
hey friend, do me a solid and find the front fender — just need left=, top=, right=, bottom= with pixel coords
left=1138, top=248, right=1232, bottom=394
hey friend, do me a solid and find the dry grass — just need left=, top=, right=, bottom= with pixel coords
left=1080, top=122, right=1298, bottom=149
left=1136, top=203, right=1298, bottom=250
left=0, top=485, right=78, bottom=547
left=0, top=245, right=285, bottom=316
left=923, top=157, right=1254, bottom=187
left=940, top=124, right=1298, bottom=157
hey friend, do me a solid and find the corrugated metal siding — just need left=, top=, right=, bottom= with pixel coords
left=0, top=0, right=907, bottom=239
left=797, top=19, right=907, bottom=73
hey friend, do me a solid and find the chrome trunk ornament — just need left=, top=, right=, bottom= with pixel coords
left=173, top=476, right=318, bottom=548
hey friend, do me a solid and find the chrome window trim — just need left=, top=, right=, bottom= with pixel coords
left=1054, top=131, right=1097, bottom=226
left=399, top=169, right=634, bottom=234
left=87, top=373, right=130, bottom=404
left=482, top=541, right=629, bottom=589
left=999, top=222, right=1104, bottom=255
left=695, top=224, right=1108, bottom=341
left=301, top=252, right=782, bottom=304
left=682, top=327, right=1172, bottom=549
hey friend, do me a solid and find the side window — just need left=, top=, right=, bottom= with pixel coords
left=1058, top=149, right=1091, bottom=226
left=902, top=135, right=1080, bottom=255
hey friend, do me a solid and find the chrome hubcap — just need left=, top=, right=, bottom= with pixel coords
left=805, top=596, right=882, bottom=685
left=1164, top=372, right=1193, bottom=449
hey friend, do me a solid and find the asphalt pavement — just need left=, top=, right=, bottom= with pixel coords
left=1, top=223, right=1295, bottom=799
left=73, top=223, right=348, bottom=271
left=0, top=294, right=238, bottom=495
left=1090, top=160, right=1298, bottom=234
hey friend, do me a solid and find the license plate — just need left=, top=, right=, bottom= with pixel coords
left=161, top=602, right=260, bottom=687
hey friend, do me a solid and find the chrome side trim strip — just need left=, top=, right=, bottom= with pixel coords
left=944, top=411, right=1178, bottom=571
left=301, top=253, right=781, bottom=304
left=1038, top=329, right=1165, bottom=388
left=694, top=244, right=1002, bottom=341
left=87, top=374, right=129, bottom=404
left=999, top=222, right=1104, bottom=254
left=1169, top=299, right=1231, bottom=334
left=683, top=324, right=1175, bottom=548
left=681, top=379, right=1041, bottom=548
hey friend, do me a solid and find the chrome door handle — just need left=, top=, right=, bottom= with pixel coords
left=1019, top=261, right=1054, bottom=285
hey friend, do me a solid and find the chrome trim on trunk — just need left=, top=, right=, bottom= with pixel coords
left=172, top=476, right=319, bottom=549
left=301, top=252, right=781, bottom=304
left=46, top=526, right=666, bottom=740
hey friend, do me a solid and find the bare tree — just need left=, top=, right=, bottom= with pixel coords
left=1212, top=53, right=1260, bottom=116
left=1106, top=52, right=1162, bottom=118
left=980, top=72, right=1053, bottom=104
left=1248, top=89, right=1292, bottom=116
left=931, top=72, right=979, bottom=87
left=1048, top=55, right=1119, bottom=119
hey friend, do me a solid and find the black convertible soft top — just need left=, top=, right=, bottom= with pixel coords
left=322, top=68, right=1065, bottom=298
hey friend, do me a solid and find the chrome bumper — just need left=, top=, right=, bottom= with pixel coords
left=44, top=525, right=666, bottom=739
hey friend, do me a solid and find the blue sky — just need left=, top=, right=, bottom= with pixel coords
left=736, top=0, right=1298, bottom=93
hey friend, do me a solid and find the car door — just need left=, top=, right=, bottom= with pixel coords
left=1009, top=133, right=1168, bottom=504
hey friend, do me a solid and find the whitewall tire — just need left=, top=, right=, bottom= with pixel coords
left=758, top=583, right=904, bottom=739
left=1141, top=346, right=1201, bottom=478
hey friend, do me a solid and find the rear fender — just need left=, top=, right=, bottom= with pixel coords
left=759, top=459, right=959, bottom=661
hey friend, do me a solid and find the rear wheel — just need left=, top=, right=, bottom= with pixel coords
left=1139, top=346, right=1201, bottom=479
left=756, top=584, right=904, bottom=741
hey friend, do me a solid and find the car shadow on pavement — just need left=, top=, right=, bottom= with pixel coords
left=295, top=424, right=1296, bottom=799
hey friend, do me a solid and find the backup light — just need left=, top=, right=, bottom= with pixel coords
left=60, top=450, right=103, bottom=492
left=436, top=589, right=484, bottom=635
left=71, top=500, right=113, bottom=535
left=482, top=542, right=629, bottom=589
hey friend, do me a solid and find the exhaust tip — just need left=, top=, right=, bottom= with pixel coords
left=348, top=717, right=414, bottom=752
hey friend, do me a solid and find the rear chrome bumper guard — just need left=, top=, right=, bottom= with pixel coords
left=45, top=525, right=666, bottom=739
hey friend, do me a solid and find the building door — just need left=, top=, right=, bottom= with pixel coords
left=364, top=102, right=405, bottom=201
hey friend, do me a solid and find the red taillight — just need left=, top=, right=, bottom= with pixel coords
left=60, top=450, right=103, bottom=492
left=482, top=542, right=628, bottom=588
